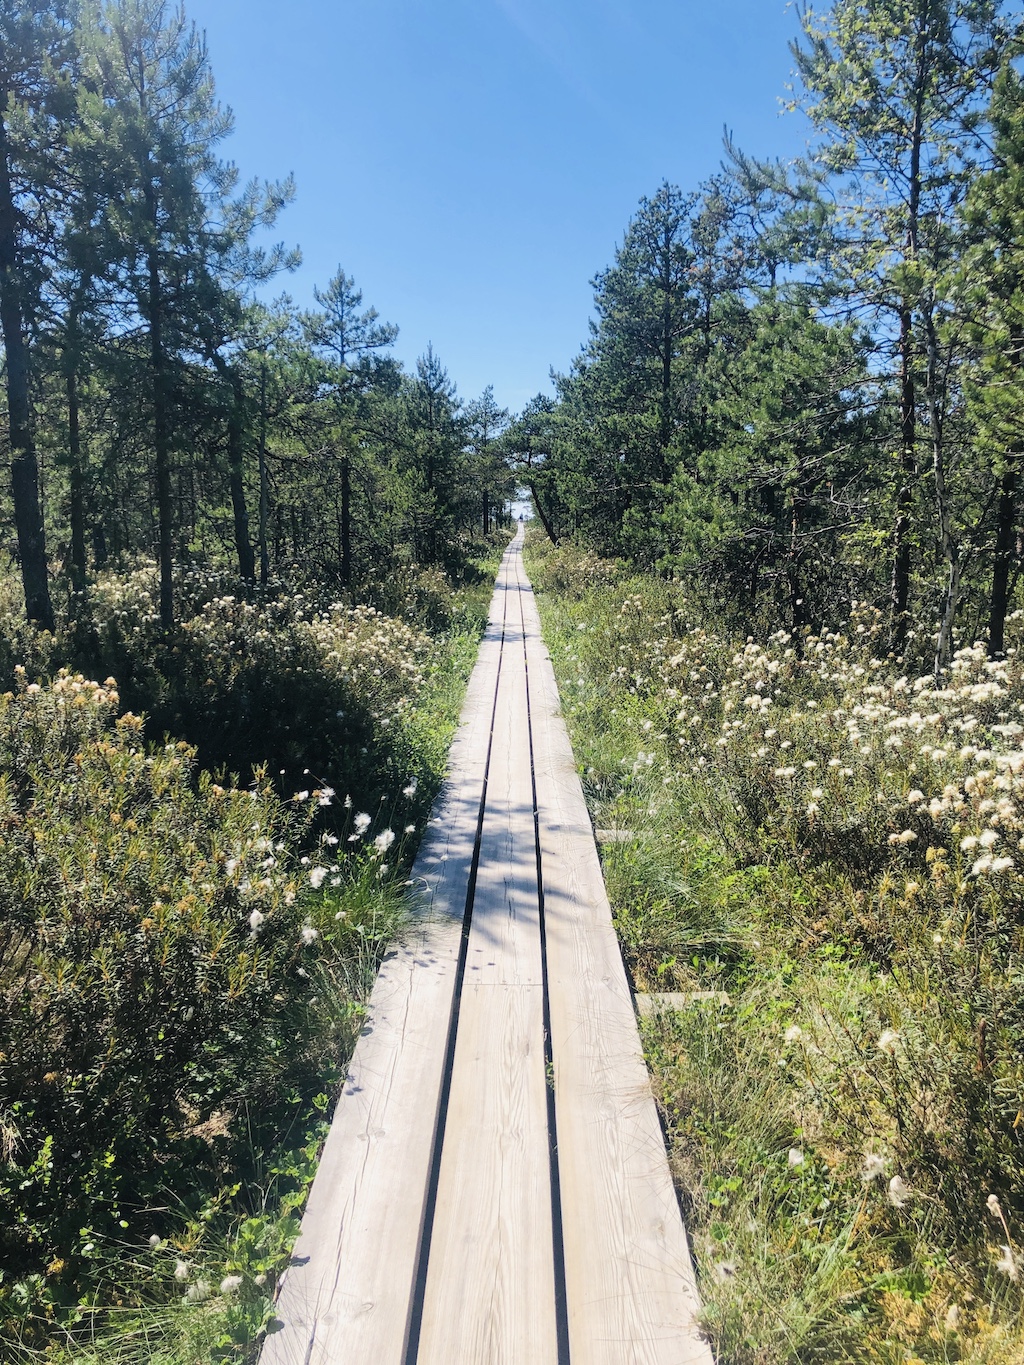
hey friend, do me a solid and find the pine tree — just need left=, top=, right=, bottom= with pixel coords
left=302, top=268, right=397, bottom=584
left=0, top=0, right=78, bottom=629
left=793, top=0, right=1014, bottom=656
left=465, top=385, right=510, bottom=534
left=960, top=58, right=1024, bottom=655
left=86, top=0, right=234, bottom=627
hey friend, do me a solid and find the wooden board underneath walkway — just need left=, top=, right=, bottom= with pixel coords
left=261, top=530, right=713, bottom=1365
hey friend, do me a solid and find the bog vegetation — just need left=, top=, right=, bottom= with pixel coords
left=521, top=2, right=1024, bottom=1359
left=0, top=0, right=510, bottom=1358
left=6, top=0, right=1024, bottom=1361
left=530, top=536, right=1024, bottom=1362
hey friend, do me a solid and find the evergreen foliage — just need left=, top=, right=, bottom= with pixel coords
left=527, top=0, right=1024, bottom=672
left=0, top=0, right=510, bottom=634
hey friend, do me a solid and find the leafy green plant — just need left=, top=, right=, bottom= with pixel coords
left=530, top=531, right=1024, bottom=1364
left=0, top=549, right=496, bottom=1360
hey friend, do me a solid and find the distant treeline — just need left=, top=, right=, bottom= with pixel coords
left=0, top=0, right=515, bottom=632
left=506, top=0, right=1024, bottom=671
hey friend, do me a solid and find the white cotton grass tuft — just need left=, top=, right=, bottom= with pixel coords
left=887, top=1175, right=911, bottom=1208
left=148, top=1234, right=161, bottom=1249
left=174, top=1260, right=189, bottom=1282
left=185, top=1278, right=210, bottom=1302
left=354, top=812, right=371, bottom=835
left=220, top=1274, right=243, bottom=1296
left=788, top=1148, right=804, bottom=1167
left=374, top=829, right=396, bottom=854
left=862, top=1153, right=886, bottom=1182
left=308, top=866, right=328, bottom=890
left=996, top=1245, right=1019, bottom=1281
left=300, top=925, right=319, bottom=946
left=784, top=1024, right=803, bottom=1044
left=248, top=909, right=265, bottom=934
left=877, top=1028, right=900, bottom=1055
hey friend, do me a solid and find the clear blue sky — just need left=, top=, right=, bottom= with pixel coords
left=184, top=0, right=815, bottom=415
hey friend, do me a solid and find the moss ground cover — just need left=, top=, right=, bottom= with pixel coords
left=527, top=531, right=1024, bottom=1365
left=0, top=551, right=498, bottom=1362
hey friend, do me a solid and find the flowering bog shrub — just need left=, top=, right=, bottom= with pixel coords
left=0, top=556, right=492, bottom=1356
left=530, top=535, right=1024, bottom=1364
left=0, top=670, right=329, bottom=1276
left=53, top=568, right=438, bottom=805
left=358, top=561, right=465, bottom=631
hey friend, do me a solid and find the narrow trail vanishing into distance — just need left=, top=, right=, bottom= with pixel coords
left=261, top=528, right=712, bottom=1365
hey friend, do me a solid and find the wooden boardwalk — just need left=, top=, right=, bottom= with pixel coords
left=261, top=530, right=712, bottom=1365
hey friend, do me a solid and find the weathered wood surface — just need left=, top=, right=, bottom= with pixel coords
left=261, top=529, right=712, bottom=1365
left=260, top=541, right=515, bottom=1365
left=522, top=579, right=711, bottom=1365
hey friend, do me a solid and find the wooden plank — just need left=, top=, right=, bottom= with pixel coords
left=415, top=982, right=558, bottom=1365
left=463, top=613, right=543, bottom=987
left=417, top=552, right=557, bottom=1362
left=520, top=566, right=713, bottom=1365
left=266, top=527, right=709, bottom=1365
left=261, top=552, right=513, bottom=1365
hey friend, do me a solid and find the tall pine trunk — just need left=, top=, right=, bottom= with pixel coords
left=258, top=360, right=270, bottom=587
left=989, top=463, right=1017, bottom=658
left=788, top=493, right=805, bottom=635
left=340, top=449, right=351, bottom=587
left=926, top=307, right=960, bottom=673
left=228, top=371, right=255, bottom=581
left=889, top=48, right=925, bottom=656
left=528, top=480, right=557, bottom=543
left=66, top=366, right=87, bottom=592
left=145, top=198, right=174, bottom=629
left=0, top=104, right=53, bottom=631
left=890, top=303, right=916, bottom=653
left=989, top=329, right=1024, bottom=658
left=212, top=355, right=255, bottom=580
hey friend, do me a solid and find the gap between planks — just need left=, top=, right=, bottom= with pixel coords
left=261, top=531, right=713, bottom=1365
left=260, top=540, right=516, bottom=1365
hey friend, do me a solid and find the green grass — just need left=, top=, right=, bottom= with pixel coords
left=527, top=530, right=1024, bottom=1365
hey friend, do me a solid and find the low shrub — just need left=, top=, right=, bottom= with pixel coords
left=0, top=551, right=497, bottom=1359
left=0, top=557, right=495, bottom=819
left=0, top=672, right=313, bottom=1266
left=0, top=667, right=425, bottom=1353
left=529, top=531, right=1024, bottom=1365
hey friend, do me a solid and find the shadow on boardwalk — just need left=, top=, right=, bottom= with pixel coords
left=261, top=530, right=714, bottom=1365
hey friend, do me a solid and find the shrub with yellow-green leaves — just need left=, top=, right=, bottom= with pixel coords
left=0, top=554, right=493, bottom=1356
left=0, top=669, right=340, bottom=1283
